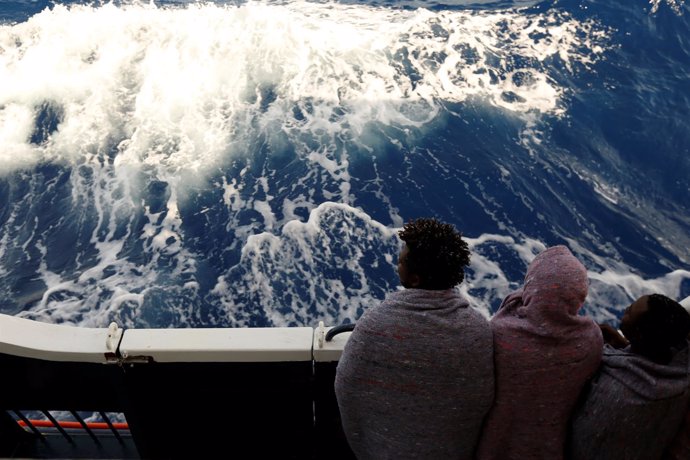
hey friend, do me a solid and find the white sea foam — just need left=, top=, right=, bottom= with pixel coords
left=0, top=1, right=608, bottom=178
left=0, top=104, right=38, bottom=170
left=212, top=201, right=400, bottom=326
left=0, top=2, right=628, bottom=328
left=14, top=188, right=690, bottom=327
left=212, top=203, right=690, bottom=327
left=12, top=157, right=200, bottom=327
left=0, top=0, right=610, bottom=274
left=650, top=0, right=687, bottom=14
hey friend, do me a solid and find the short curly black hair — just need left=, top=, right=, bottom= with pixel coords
left=398, top=218, right=471, bottom=290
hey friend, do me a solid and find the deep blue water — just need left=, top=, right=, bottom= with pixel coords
left=0, top=0, right=688, bottom=328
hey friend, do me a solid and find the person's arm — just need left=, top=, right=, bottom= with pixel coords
left=496, top=289, right=523, bottom=313
left=598, top=323, right=629, bottom=349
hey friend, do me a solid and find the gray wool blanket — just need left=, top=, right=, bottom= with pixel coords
left=335, top=288, right=494, bottom=460
left=569, top=343, right=690, bottom=460
left=476, top=245, right=603, bottom=460
left=665, top=407, right=690, bottom=459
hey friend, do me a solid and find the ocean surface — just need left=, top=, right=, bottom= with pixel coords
left=0, top=0, right=688, bottom=329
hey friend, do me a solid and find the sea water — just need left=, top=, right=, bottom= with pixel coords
left=0, top=0, right=688, bottom=328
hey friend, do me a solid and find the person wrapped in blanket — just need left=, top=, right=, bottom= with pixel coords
left=569, top=294, right=690, bottom=460
left=476, top=245, right=603, bottom=460
left=335, top=218, right=494, bottom=460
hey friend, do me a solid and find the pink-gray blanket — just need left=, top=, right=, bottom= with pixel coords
left=476, top=245, right=603, bottom=460
left=335, top=288, right=494, bottom=460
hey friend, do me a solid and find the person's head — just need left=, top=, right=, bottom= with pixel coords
left=522, top=245, right=588, bottom=316
left=620, top=294, right=690, bottom=364
left=397, top=218, right=470, bottom=290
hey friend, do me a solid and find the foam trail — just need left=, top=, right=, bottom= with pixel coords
left=650, top=0, right=687, bottom=14
left=0, top=1, right=608, bottom=175
left=0, top=1, right=627, bottom=328
left=213, top=203, right=690, bottom=326
left=212, top=202, right=400, bottom=327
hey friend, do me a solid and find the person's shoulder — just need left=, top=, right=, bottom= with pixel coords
left=599, top=344, right=652, bottom=375
left=462, top=303, right=491, bottom=323
left=354, top=294, right=397, bottom=328
left=449, top=302, right=493, bottom=342
left=382, top=288, right=406, bottom=302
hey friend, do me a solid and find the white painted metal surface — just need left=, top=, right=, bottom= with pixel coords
left=0, top=313, right=120, bottom=363
left=313, top=326, right=351, bottom=362
left=118, top=327, right=314, bottom=362
left=0, top=314, right=349, bottom=363
left=681, top=295, right=690, bottom=312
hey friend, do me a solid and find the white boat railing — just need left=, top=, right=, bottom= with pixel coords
left=0, top=313, right=349, bottom=364
left=0, top=313, right=355, bottom=459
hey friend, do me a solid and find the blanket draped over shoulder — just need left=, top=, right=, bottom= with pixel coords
left=570, top=343, right=690, bottom=460
left=476, top=245, right=603, bottom=460
left=335, top=288, right=494, bottom=460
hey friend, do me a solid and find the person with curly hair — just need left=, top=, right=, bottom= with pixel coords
left=335, top=218, right=494, bottom=460
left=569, top=294, right=690, bottom=460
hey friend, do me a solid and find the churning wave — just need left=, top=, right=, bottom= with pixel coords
left=0, top=0, right=688, bottom=328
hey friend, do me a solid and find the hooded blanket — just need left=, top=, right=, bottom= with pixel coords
left=335, top=288, right=494, bottom=460
left=476, top=245, right=603, bottom=460
left=570, top=344, right=690, bottom=460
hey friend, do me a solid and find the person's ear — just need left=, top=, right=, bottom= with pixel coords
left=408, top=273, right=422, bottom=288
